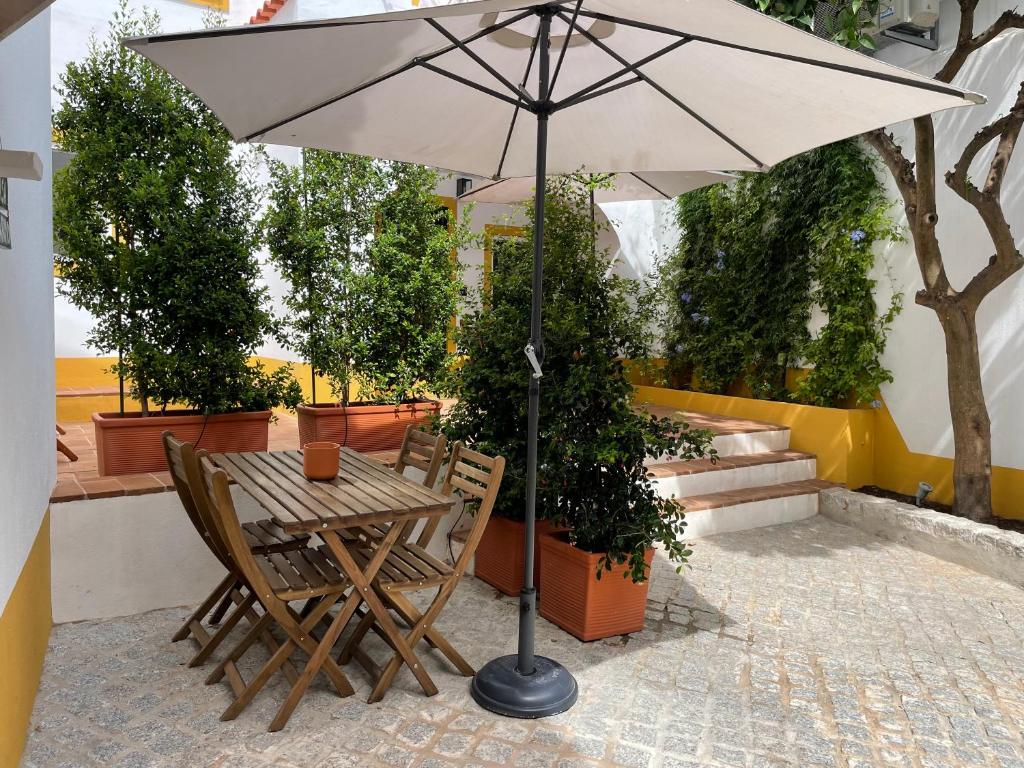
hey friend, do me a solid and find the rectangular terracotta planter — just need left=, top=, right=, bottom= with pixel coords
left=93, top=410, right=272, bottom=477
left=474, top=517, right=562, bottom=596
left=296, top=400, right=440, bottom=453
left=538, top=532, right=654, bottom=642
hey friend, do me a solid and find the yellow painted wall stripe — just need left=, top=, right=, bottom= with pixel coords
left=0, top=511, right=51, bottom=768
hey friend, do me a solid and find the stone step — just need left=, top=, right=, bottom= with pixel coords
left=637, top=405, right=791, bottom=461
left=676, top=479, right=836, bottom=539
left=649, top=450, right=816, bottom=499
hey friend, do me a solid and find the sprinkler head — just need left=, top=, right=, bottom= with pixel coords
left=915, top=481, right=933, bottom=507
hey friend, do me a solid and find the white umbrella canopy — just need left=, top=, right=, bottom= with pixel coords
left=125, top=0, right=984, bottom=720
left=125, top=0, right=981, bottom=179
left=460, top=171, right=737, bottom=204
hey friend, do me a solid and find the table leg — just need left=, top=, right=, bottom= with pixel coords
left=322, top=525, right=438, bottom=702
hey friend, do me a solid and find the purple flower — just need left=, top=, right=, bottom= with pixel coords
left=850, top=229, right=867, bottom=243
left=679, top=291, right=693, bottom=304
left=690, top=312, right=703, bottom=323
left=701, top=314, right=711, bottom=325
left=674, top=343, right=685, bottom=353
left=714, top=250, right=726, bottom=270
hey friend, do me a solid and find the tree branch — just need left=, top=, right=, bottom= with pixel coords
left=945, top=81, right=1024, bottom=306
left=864, top=128, right=916, bottom=203
left=936, top=6, right=1024, bottom=84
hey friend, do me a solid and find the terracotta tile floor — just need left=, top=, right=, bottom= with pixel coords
left=52, top=414, right=397, bottom=504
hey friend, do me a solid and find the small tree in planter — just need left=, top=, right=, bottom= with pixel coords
left=265, top=152, right=466, bottom=451
left=53, top=5, right=300, bottom=476
left=445, top=178, right=713, bottom=631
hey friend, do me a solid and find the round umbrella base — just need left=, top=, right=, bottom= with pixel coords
left=470, top=655, right=578, bottom=719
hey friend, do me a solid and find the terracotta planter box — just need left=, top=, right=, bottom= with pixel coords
left=296, top=401, right=441, bottom=453
left=93, top=410, right=272, bottom=477
left=538, top=532, right=654, bottom=641
left=474, top=517, right=562, bottom=596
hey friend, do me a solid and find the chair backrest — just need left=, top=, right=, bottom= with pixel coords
left=394, top=426, right=447, bottom=489
left=196, top=454, right=277, bottom=602
left=437, top=442, right=505, bottom=572
left=162, top=431, right=231, bottom=569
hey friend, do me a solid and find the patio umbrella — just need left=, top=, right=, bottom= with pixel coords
left=459, top=171, right=738, bottom=204
left=125, top=0, right=982, bottom=720
left=461, top=171, right=738, bottom=258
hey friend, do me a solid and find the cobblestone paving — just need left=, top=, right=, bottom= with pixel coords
left=22, top=517, right=1024, bottom=768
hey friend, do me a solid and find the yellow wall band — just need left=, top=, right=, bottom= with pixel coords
left=0, top=510, right=52, bottom=768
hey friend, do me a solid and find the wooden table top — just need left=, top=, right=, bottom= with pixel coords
left=211, top=449, right=455, bottom=534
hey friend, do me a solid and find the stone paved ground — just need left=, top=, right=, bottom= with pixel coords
left=21, top=517, right=1024, bottom=768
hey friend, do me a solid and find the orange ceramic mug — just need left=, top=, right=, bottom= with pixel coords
left=303, top=442, right=340, bottom=481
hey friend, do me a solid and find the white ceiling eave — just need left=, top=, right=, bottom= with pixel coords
left=1, top=0, right=56, bottom=42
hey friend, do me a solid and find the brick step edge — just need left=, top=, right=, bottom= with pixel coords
left=647, top=450, right=815, bottom=478
left=676, top=479, right=838, bottom=512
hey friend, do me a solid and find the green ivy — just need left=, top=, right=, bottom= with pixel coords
left=740, top=0, right=881, bottom=51
left=659, top=140, right=902, bottom=408
left=445, top=178, right=714, bottom=583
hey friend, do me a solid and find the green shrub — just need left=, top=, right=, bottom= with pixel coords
left=445, top=177, right=713, bottom=582
left=53, top=3, right=299, bottom=415
left=264, top=151, right=467, bottom=405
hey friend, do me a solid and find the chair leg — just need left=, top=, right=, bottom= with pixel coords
left=337, top=608, right=376, bottom=665
left=386, top=591, right=475, bottom=676
left=269, top=595, right=357, bottom=731
left=219, top=594, right=353, bottom=723
left=172, top=573, right=236, bottom=643
left=188, top=590, right=257, bottom=667
left=208, top=590, right=235, bottom=626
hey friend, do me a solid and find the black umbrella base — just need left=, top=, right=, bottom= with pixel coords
left=470, top=654, right=578, bottom=719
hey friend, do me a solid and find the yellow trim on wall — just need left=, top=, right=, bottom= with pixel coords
left=632, top=382, right=1024, bottom=521
left=55, top=357, right=363, bottom=422
left=0, top=510, right=51, bottom=768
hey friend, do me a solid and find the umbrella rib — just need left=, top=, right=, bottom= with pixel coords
left=573, top=8, right=979, bottom=103
left=426, top=18, right=528, bottom=100
left=552, top=76, right=643, bottom=113
left=559, top=12, right=765, bottom=169
left=416, top=61, right=526, bottom=108
left=629, top=172, right=671, bottom=199
left=548, top=0, right=583, bottom=97
left=241, top=8, right=536, bottom=142
left=495, top=28, right=541, bottom=180
left=551, top=37, right=691, bottom=112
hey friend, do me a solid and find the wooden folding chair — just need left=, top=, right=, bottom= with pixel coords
left=338, top=442, right=505, bottom=703
left=196, top=455, right=357, bottom=731
left=163, top=432, right=310, bottom=666
left=359, top=426, right=448, bottom=546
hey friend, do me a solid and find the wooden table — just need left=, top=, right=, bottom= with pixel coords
left=211, top=448, right=456, bottom=702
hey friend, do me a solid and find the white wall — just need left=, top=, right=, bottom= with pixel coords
left=0, top=9, right=55, bottom=614
left=870, top=1, right=1024, bottom=468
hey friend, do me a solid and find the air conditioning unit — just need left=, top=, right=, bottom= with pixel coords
left=877, top=0, right=940, bottom=31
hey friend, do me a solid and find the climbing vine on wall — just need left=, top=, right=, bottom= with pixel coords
left=659, top=139, right=902, bottom=408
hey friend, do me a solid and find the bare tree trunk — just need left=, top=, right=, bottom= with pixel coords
left=939, top=302, right=992, bottom=519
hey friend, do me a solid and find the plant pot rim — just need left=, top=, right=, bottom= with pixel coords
left=539, top=529, right=653, bottom=565
left=93, top=409, right=272, bottom=426
left=298, top=400, right=441, bottom=413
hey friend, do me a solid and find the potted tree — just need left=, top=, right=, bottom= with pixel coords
left=53, top=6, right=301, bottom=476
left=264, top=152, right=466, bottom=452
left=445, top=177, right=712, bottom=609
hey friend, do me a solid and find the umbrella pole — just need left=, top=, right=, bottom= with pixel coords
left=471, top=7, right=578, bottom=719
